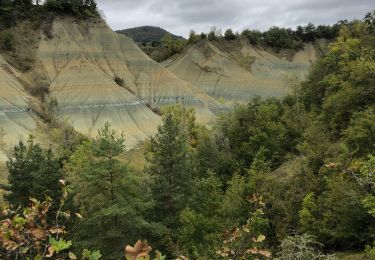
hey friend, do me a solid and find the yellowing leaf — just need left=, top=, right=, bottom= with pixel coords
left=256, top=235, right=266, bottom=243
left=69, top=251, right=77, bottom=259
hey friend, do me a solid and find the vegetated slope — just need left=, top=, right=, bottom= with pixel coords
left=117, top=26, right=187, bottom=63
left=117, top=26, right=183, bottom=44
left=0, top=55, right=37, bottom=156
left=36, top=17, right=215, bottom=145
left=163, top=39, right=322, bottom=103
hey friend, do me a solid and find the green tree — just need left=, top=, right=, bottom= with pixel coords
left=146, top=112, right=192, bottom=227
left=178, top=172, right=224, bottom=259
left=343, top=107, right=375, bottom=157
left=6, top=137, right=62, bottom=208
left=299, top=174, right=372, bottom=250
left=66, top=123, right=153, bottom=259
left=224, top=28, right=236, bottom=40
left=217, top=97, right=289, bottom=171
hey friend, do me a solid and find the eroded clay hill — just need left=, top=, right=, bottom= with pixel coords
left=0, top=17, right=218, bottom=158
left=0, top=55, right=37, bottom=157
left=45, top=17, right=219, bottom=142
left=163, top=39, right=321, bottom=104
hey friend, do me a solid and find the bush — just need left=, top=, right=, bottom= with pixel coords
left=275, top=234, right=336, bottom=260
left=114, top=75, right=124, bottom=87
left=224, top=28, right=236, bottom=40
left=44, top=0, right=98, bottom=17
left=0, top=31, right=15, bottom=52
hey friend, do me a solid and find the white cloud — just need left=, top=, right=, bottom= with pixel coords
left=97, top=0, right=375, bottom=37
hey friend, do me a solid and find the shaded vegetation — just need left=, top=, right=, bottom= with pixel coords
left=117, top=26, right=187, bottom=62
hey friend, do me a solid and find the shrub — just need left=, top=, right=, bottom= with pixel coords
left=114, top=75, right=124, bottom=87
left=275, top=234, right=336, bottom=260
left=0, top=31, right=15, bottom=52
left=224, top=28, right=236, bottom=40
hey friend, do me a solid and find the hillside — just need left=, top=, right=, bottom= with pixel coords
left=117, top=26, right=183, bottom=44
left=0, top=55, right=37, bottom=152
left=163, top=38, right=323, bottom=103
left=0, top=2, right=374, bottom=260
left=0, top=15, right=217, bottom=159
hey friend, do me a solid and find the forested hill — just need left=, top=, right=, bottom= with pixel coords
left=116, top=26, right=183, bottom=44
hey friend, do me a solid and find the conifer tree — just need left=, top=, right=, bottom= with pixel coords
left=6, top=137, right=62, bottom=208
left=146, top=112, right=192, bottom=228
left=66, top=123, right=153, bottom=258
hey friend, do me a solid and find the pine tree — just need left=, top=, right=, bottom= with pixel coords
left=66, top=123, right=153, bottom=259
left=6, top=137, right=62, bottom=208
left=146, top=113, right=192, bottom=228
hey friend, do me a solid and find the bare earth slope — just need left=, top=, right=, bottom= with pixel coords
left=163, top=39, right=318, bottom=103
left=37, top=18, right=215, bottom=146
left=0, top=55, right=36, bottom=156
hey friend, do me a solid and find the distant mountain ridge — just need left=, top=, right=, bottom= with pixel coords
left=116, top=26, right=183, bottom=44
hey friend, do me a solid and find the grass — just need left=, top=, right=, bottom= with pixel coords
left=335, top=252, right=367, bottom=259
left=121, top=141, right=149, bottom=174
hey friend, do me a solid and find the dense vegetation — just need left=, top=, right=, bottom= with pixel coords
left=0, top=6, right=374, bottom=260
left=116, top=26, right=187, bottom=62
left=188, top=22, right=340, bottom=52
left=119, top=21, right=341, bottom=62
left=117, top=26, right=183, bottom=45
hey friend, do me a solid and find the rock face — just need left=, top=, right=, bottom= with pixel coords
left=0, top=55, right=36, bottom=155
left=37, top=18, right=215, bottom=147
left=0, top=16, right=320, bottom=158
left=163, top=40, right=318, bottom=103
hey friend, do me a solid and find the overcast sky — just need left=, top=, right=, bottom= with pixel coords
left=96, top=0, right=374, bottom=37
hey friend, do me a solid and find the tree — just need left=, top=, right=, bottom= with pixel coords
left=178, top=172, right=224, bottom=258
left=301, top=34, right=375, bottom=134
left=146, top=111, right=193, bottom=228
left=208, top=26, right=219, bottom=41
left=188, top=29, right=198, bottom=44
left=217, top=97, right=289, bottom=171
left=241, top=29, right=262, bottom=45
left=343, top=108, right=375, bottom=157
left=299, top=174, right=372, bottom=250
left=6, top=137, right=62, bottom=208
left=224, top=28, right=236, bottom=40
left=66, top=123, right=154, bottom=259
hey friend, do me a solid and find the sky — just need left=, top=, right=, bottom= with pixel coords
left=96, top=0, right=374, bottom=37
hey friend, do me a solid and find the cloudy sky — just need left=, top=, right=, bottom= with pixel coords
left=96, top=0, right=374, bottom=37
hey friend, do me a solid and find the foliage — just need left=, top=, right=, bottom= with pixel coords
left=82, top=249, right=102, bottom=260
left=44, top=0, right=98, bottom=17
left=0, top=182, right=74, bottom=259
left=6, top=137, right=63, bottom=208
left=66, top=122, right=154, bottom=259
left=301, top=32, right=375, bottom=134
left=118, top=26, right=183, bottom=45
left=240, top=22, right=339, bottom=50
left=0, top=31, right=15, bottom=52
left=275, top=234, right=336, bottom=260
left=224, top=28, right=237, bottom=40
left=299, top=173, right=373, bottom=250
left=343, top=108, right=375, bottom=157
left=365, top=243, right=375, bottom=260
left=145, top=107, right=194, bottom=239
left=217, top=196, right=271, bottom=260
left=117, top=26, right=186, bottom=62
left=217, top=97, right=290, bottom=171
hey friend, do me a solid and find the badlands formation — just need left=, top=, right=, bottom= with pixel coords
left=0, top=17, right=216, bottom=158
left=163, top=39, right=319, bottom=103
left=0, top=55, right=36, bottom=156
left=0, top=16, right=320, bottom=159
